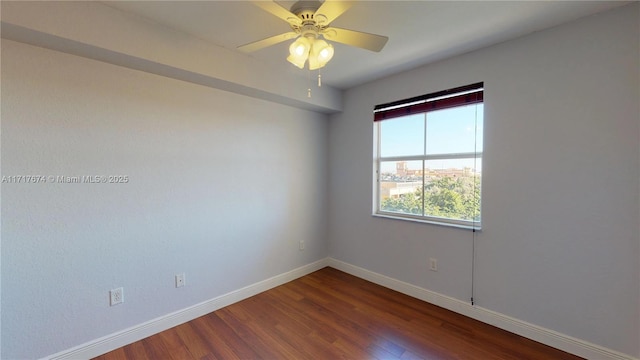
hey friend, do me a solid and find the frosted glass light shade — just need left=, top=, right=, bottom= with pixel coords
left=287, top=37, right=311, bottom=69
left=309, top=39, right=334, bottom=70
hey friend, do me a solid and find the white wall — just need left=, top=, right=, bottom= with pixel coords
left=328, top=4, right=639, bottom=358
left=1, top=39, right=329, bottom=359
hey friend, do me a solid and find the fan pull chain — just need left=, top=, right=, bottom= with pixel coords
left=307, top=69, right=312, bottom=98
left=305, top=69, right=325, bottom=97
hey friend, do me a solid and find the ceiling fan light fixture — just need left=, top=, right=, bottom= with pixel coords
left=308, top=40, right=333, bottom=71
left=287, top=37, right=311, bottom=68
left=309, top=39, right=334, bottom=70
left=240, top=0, right=389, bottom=74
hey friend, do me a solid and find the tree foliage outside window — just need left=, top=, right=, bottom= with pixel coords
left=381, top=176, right=480, bottom=221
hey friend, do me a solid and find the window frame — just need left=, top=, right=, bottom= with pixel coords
left=373, top=83, right=484, bottom=230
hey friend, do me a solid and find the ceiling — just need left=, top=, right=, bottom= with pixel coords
left=103, top=1, right=629, bottom=90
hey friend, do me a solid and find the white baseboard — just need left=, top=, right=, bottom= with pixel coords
left=327, top=258, right=638, bottom=360
left=45, top=258, right=329, bottom=360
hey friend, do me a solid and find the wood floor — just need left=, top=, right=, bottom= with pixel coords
left=94, top=267, right=583, bottom=360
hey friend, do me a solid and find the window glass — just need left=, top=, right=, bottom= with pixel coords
left=379, top=160, right=423, bottom=215
left=426, top=104, right=483, bottom=155
left=424, top=158, right=481, bottom=222
left=380, top=114, right=424, bottom=157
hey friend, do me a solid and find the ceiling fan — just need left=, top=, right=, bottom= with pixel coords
left=238, top=0, right=389, bottom=71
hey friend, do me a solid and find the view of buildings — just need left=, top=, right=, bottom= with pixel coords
left=379, top=161, right=479, bottom=200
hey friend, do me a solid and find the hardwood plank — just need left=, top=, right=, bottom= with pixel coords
left=225, top=301, right=311, bottom=359
left=174, top=322, right=213, bottom=359
left=189, top=315, right=240, bottom=360
left=198, top=313, right=260, bottom=359
left=93, top=347, right=127, bottom=360
left=151, top=324, right=195, bottom=360
left=93, top=267, right=583, bottom=360
left=217, top=307, right=297, bottom=359
left=122, top=341, right=150, bottom=360
left=239, top=295, right=337, bottom=358
left=198, top=354, right=217, bottom=360
left=141, top=336, right=171, bottom=360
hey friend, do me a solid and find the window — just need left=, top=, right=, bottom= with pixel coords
left=373, top=83, right=484, bottom=229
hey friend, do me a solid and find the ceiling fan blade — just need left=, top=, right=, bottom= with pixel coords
left=252, top=1, right=301, bottom=26
left=314, top=1, right=353, bottom=25
left=322, top=27, right=388, bottom=52
left=237, top=32, right=298, bottom=53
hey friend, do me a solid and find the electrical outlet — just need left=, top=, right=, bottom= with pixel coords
left=299, top=240, right=305, bottom=251
left=110, top=287, right=124, bottom=306
left=175, top=273, right=185, bottom=288
left=429, top=258, right=438, bottom=272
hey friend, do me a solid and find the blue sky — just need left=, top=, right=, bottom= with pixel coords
left=379, top=104, right=483, bottom=173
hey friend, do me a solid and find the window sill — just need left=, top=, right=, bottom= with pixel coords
left=372, top=212, right=482, bottom=231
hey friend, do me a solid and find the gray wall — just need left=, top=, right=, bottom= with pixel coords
left=1, top=40, right=329, bottom=359
left=328, top=4, right=639, bottom=357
